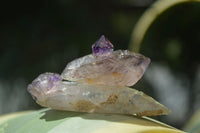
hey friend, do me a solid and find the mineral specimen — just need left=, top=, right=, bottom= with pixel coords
left=28, top=73, right=170, bottom=116
left=92, top=35, right=114, bottom=57
left=27, top=35, right=171, bottom=116
left=61, top=50, right=150, bottom=86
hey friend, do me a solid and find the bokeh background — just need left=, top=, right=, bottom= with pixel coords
left=0, top=0, right=200, bottom=130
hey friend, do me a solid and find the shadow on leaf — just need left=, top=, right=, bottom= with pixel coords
left=40, top=109, right=173, bottom=128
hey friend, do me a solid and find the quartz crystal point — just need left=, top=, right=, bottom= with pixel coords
left=61, top=36, right=150, bottom=86
left=92, top=35, right=114, bottom=57
left=28, top=73, right=171, bottom=116
left=61, top=50, right=150, bottom=86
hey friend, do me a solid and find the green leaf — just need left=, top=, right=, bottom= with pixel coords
left=129, top=0, right=200, bottom=52
left=183, top=109, right=200, bottom=133
left=0, top=108, right=184, bottom=133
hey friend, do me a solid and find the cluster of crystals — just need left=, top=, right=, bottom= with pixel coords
left=27, top=35, right=171, bottom=116
left=29, top=35, right=150, bottom=88
left=61, top=35, right=150, bottom=86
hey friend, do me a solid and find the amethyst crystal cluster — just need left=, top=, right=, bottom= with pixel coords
left=27, top=35, right=170, bottom=116
left=61, top=35, right=150, bottom=86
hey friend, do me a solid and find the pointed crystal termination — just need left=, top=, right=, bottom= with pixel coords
left=29, top=81, right=170, bottom=116
left=92, top=35, right=114, bottom=57
left=27, top=73, right=62, bottom=96
left=61, top=50, right=150, bottom=86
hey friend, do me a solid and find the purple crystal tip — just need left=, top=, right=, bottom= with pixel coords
left=29, top=73, right=62, bottom=92
left=92, top=35, right=114, bottom=57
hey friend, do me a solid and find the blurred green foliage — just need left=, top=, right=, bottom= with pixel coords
left=0, top=108, right=184, bottom=133
left=131, top=0, right=200, bottom=129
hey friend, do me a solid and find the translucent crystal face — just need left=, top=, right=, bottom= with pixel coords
left=27, top=73, right=62, bottom=99
left=61, top=50, right=150, bottom=86
left=92, top=35, right=114, bottom=57
left=61, top=37, right=151, bottom=87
